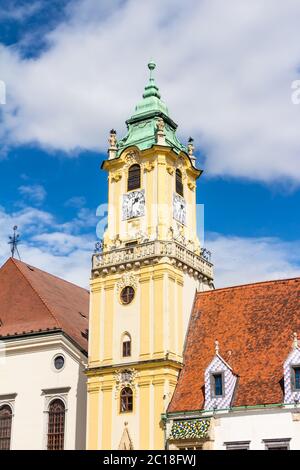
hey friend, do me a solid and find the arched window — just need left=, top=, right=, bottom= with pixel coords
left=122, top=333, right=131, bottom=357
left=128, top=164, right=141, bottom=191
left=47, top=399, right=65, bottom=450
left=120, top=387, right=133, bottom=413
left=0, top=405, right=12, bottom=450
left=176, top=169, right=183, bottom=196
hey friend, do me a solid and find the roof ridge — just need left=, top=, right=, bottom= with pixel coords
left=197, top=276, right=300, bottom=295
left=11, top=258, right=62, bottom=329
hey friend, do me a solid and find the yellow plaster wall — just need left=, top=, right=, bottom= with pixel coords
left=87, top=145, right=202, bottom=450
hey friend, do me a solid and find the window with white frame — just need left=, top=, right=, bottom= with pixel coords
left=0, top=394, right=16, bottom=451
left=47, top=399, right=65, bottom=450
left=0, top=405, right=12, bottom=450
left=42, top=387, right=69, bottom=450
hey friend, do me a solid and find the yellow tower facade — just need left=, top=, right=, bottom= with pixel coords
left=86, top=62, right=214, bottom=450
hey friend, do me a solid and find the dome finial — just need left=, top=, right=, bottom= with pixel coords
left=148, top=59, right=156, bottom=79
left=143, top=60, right=161, bottom=100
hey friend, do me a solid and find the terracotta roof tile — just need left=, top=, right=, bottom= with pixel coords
left=0, top=258, right=89, bottom=353
left=168, top=277, right=300, bottom=413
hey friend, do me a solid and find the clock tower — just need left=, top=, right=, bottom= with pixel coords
left=86, top=62, right=214, bottom=450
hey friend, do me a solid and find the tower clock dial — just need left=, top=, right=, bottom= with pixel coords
left=123, top=190, right=145, bottom=220
left=173, top=193, right=186, bottom=225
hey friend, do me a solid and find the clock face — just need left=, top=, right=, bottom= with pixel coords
left=173, top=193, right=186, bottom=225
left=122, top=190, right=145, bottom=220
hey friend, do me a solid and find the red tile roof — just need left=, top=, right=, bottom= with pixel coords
left=0, top=258, right=89, bottom=353
left=168, top=277, right=300, bottom=413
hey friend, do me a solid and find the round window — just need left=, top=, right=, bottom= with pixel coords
left=54, top=355, right=65, bottom=371
left=120, top=286, right=135, bottom=305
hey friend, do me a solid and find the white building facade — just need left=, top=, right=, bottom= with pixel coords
left=0, top=332, right=87, bottom=450
left=0, top=258, right=89, bottom=450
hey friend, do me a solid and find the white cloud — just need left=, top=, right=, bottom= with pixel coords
left=64, top=196, right=86, bottom=208
left=207, top=233, right=300, bottom=288
left=18, top=184, right=47, bottom=204
left=0, top=205, right=95, bottom=288
left=1, top=0, right=300, bottom=184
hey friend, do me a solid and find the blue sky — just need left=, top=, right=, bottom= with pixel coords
left=0, top=0, right=300, bottom=288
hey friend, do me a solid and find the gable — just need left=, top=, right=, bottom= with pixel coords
left=204, top=355, right=237, bottom=410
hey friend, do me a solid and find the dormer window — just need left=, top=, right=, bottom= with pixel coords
left=204, top=341, right=237, bottom=410
left=212, top=373, right=223, bottom=397
left=291, top=366, right=300, bottom=391
left=283, top=333, right=300, bottom=404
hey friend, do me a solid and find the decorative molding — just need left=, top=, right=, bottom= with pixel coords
left=143, top=161, right=155, bottom=172
left=116, top=273, right=139, bottom=295
left=187, top=181, right=196, bottom=191
left=118, top=423, right=134, bottom=450
left=114, top=368, right=138, bottom=398
left=169, top=419, right=211, bottom=440
left=93, top=240, right=214, bottom=281
left=0, top=393, right=17, bottom=401
left=166, top=166, right=174, bottom=176
left=110, top=171, right=122, bottom=183
left=123, top=150, right=140, bottom=169
left=42, top=387, right=71, bottom=395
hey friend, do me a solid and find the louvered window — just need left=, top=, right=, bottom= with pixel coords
left=128, top=164, right=141, bottom=191
left=176, top=169, right=183, bottom=196
left=47, top=399, right=65, bottom=450
left=0, top=405, right=12, bottom=450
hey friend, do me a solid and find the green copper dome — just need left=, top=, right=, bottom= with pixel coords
left=117, top=62, right=187, bottom=156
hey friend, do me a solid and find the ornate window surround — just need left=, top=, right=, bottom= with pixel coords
left=0, top=394, right=16, bottom=450
left=42, top=387, right=69, bottom=450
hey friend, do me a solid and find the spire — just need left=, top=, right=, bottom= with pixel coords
left=142, top=61, right=161, bottom=99
left=129, top=60, right=169, bottom=120
left=115, top=62, right=191, bottom=158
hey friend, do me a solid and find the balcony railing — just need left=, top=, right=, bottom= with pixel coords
left=92, top=240, right=213, bottom=279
